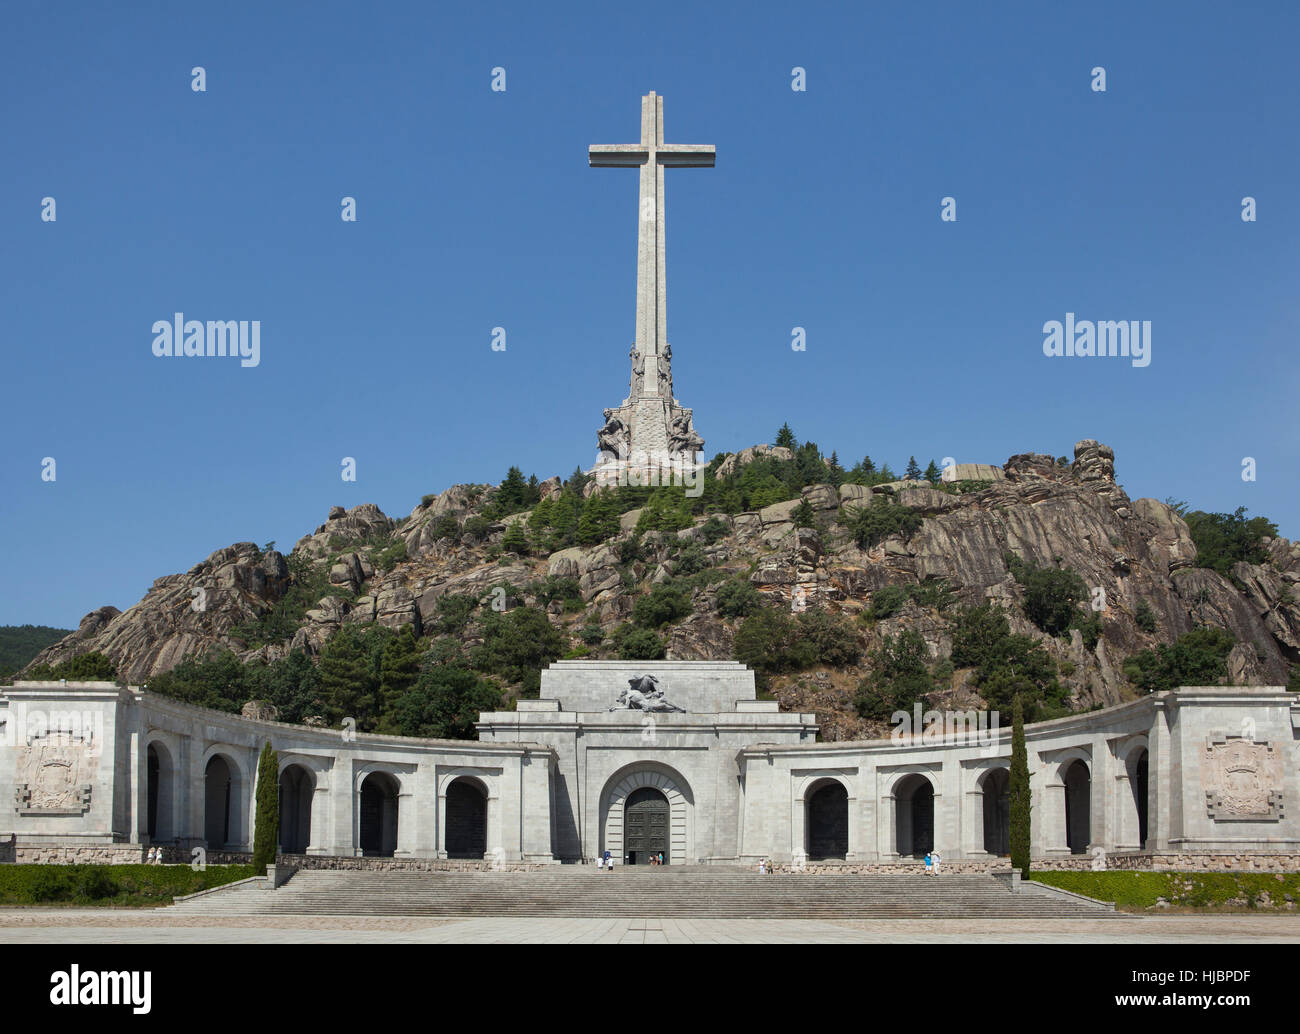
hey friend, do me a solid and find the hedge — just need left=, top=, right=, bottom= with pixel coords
left=0, top=864, right=259, bottom=906
left=1031, top=870, right=1300, bottom=911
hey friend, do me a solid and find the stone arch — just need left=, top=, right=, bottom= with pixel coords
left=1120, top=739, right=1150, bottom=851
left=979, top=766, right=1010, bottom=856
left=804, top=778, right=849, bottom=860
left=893, top=772, right=935, bottom=858
left=278, top=763, right=315, bottom=855
left=600, top=762, right=693, bottom=866
left=203, top=751, right=245, bottom=850
left=445, top=775, right=489, bottom=859
left=358, top=770, right=400, bottom=857
left=1062, top=759, right=1091, bottom=854
left=144, top=736, right=177, bottom=843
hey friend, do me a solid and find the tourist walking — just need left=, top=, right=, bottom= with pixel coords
left=924, top=850, right=933, bottom=875
left=932, top=850, right=942, bottom=875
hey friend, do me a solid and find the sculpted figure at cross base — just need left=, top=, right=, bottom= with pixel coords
left=597, top=408, right=629, bottom=457
left=668, top=412, right=703, bottom=453
left=609, top=674, right=686, bottom=713
left=628, top=347, right=645, bottom=398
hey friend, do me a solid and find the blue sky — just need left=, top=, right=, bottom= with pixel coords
left=3, top=1, right=1298, bottom=627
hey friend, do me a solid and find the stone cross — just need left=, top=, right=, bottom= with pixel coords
left=590, top=92, right=714, bottom=399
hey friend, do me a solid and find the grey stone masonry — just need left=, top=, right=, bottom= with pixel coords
left=590, top=92, right=709, bottom=466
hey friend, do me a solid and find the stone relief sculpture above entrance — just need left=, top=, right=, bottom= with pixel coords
left=608, top=674, right=686, bottom=713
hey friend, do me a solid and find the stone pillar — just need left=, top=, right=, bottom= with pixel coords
left=962, top=784, right=986, bottom=857
left=520, top=753, right=555, bottom=863
left=395, top=787, right=415, bottom=858
left=845, top=790, right=861, bottom=861
left=1148, top=699, right=1171, bottom=851
left=306, top=778, right=330, bottom=855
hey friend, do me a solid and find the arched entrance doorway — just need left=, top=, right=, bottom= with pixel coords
left=445, top=778, right=488, bottom=859
left=204, top=755, right=234, bottom=849
left=278, top=764, right=313, bottom=854
left=806, top=781, right=848, bottom=860
left=600, top=763, right=693, bottom=865
left=981, top=768, right=1010, bottom=856
left=895, top=774, right=934, bottom=857
left=624, top=787, right=669, bottom=865
left=1130, top=749, right=1149, bottom=850
left=359, top=772, right=399, bottom=857
left=1063, top=760, right=1090, bottom=854
left=146, top=743, right=175, bottom=842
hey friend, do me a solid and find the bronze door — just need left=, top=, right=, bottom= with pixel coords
left=624, top=787, right=669, bottom=864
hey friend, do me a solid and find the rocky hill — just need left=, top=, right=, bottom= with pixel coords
left=22, top=439, right=1300, bottom=739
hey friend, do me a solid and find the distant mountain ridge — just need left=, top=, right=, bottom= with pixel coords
left=0, top=625, right=73, bottom=676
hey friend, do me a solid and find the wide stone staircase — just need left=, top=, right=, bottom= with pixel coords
left=167, top=867, right=1119, bottom=919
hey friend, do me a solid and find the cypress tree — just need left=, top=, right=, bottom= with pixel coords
left=1009, top=695, right=1031, bottom=879
left=252, top=741, right=279, bottom=870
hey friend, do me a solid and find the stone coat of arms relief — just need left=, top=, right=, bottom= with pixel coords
left=1202, top=735, right=1284, bottom=821
left=14, top=735, right=96, bottom=815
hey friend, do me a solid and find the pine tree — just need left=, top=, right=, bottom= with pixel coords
left=502, top=519, right=529, bottom=555
left=905, top=456, right=922, bottom=481
left=1009, top=695, right=1031, bottom=879
left=826, top=450, right=842, bottom=482
left=923, top=459, right=941, bottom=485
left=792, top=499, right=816, bottom=529
left=378, top=625, right=421, bottom=728
left=318, top=626, right=372, bottom=726
left=252, top=741, right=279, bottom=870
left=774, top=423, right=796, bottom=449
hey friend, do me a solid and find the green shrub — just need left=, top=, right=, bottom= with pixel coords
left=847, top=497, right=923, bottom=549
left=0, top=864, right=258, bottom=906
left=949, top=605, right=1066, bottom=719
left=470, top=606, right=565, bottom=697
left=867, top=585, right=906, bottom=620
left=25, top=651, right=118, bottom=682
left=1030, top=871, right=1300, bottom=912
left=373, top=539, right=407, bottom=573
left=856, top=630, right=933, bottom=720
left=632, top=582, right=693, bottom=628
left=1183, top=506, right=1277, bottom=576
left=716, top=578, right=761, bottom=619
left=734, top=607, right=858, bottom=674
left=462, top=515, right=492, bottom=541
left=793, top=610, right=860, bottom=666
left=613, top=625, right=666, bottom=660
left=1122, top=626, right=1236, bottom=694
left=1005, top=553, right=1089, bottom=637
left=1134, top=599, right=1158, bottom=633
left=699, top=516, right=730, bottom=544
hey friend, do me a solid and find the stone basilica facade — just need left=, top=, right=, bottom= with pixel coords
left=4, top=662, right=1298, bottom=870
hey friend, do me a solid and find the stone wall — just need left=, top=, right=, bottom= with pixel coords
left=759, top=853, right=1300, bottom=874
left=276, top=854, right=549, bottom=872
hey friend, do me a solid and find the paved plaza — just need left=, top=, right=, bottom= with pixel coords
left=2, top=909, right=1298, bottom=944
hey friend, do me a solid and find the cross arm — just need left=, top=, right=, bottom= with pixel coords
left=656, top=144, right=716, bottom=167
left=589, top=145, right=648, bottom=167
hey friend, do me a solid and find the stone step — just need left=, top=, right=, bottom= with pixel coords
left=170, top=870, right=1118, bottom=919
